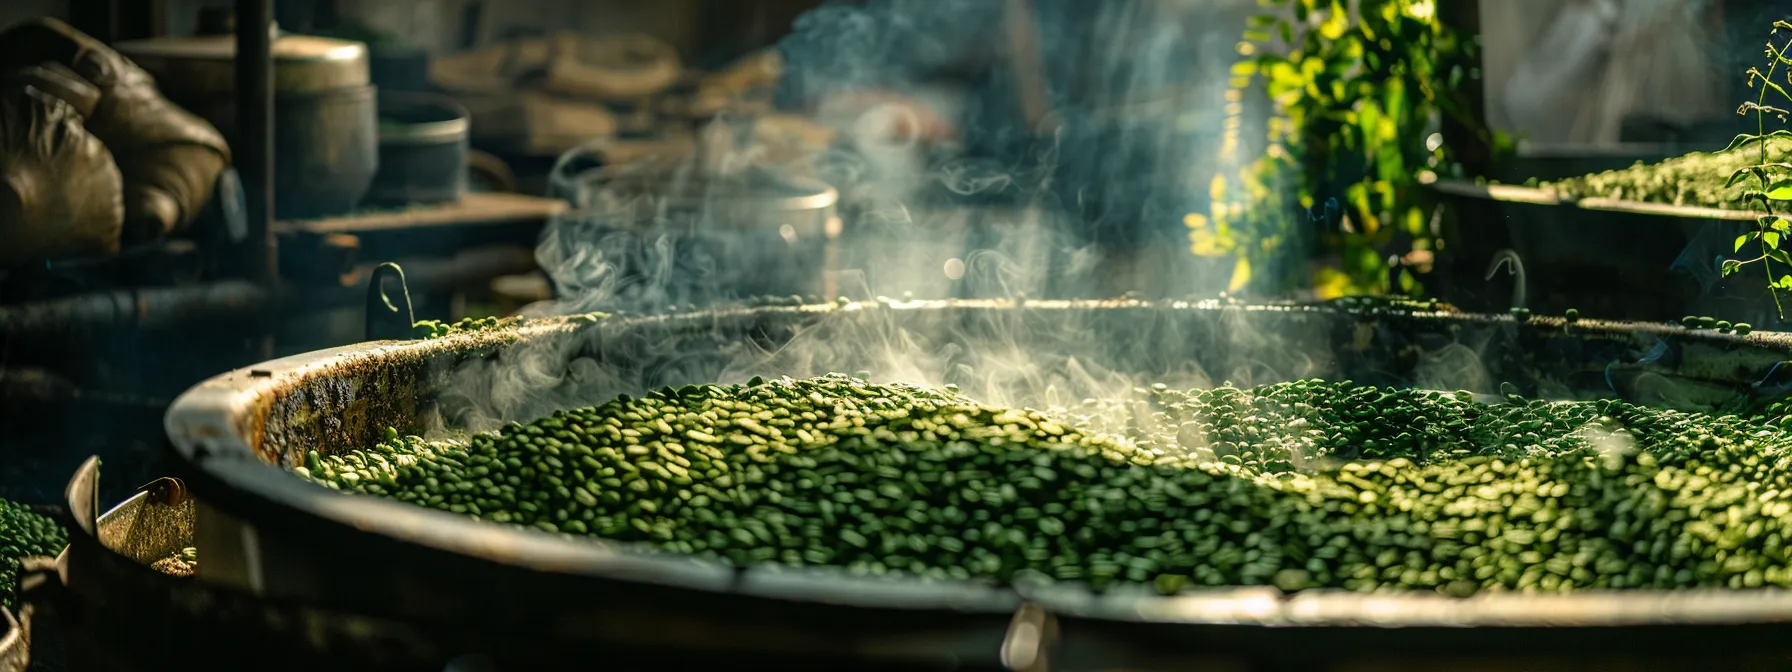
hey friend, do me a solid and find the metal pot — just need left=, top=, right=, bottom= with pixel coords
left=151, top=301, right=1792, bottom=670
left=38, top=458, right=531, bottom=672
left=545, top=156, right=841, bottom=308
left=115, top=26, right=378, bottom=220
left=365, top=93, right=469, bottom=207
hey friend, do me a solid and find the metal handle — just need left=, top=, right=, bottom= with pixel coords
left=365, top=263, right=415, bottom=341
left=467, top=150, right=518, bottom=193
left=1001, top=602, right=1057, bottom=672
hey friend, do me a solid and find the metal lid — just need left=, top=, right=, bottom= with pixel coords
left=115, top=31, right=369, bottom=94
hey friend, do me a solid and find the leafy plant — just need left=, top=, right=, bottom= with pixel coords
left=1721, top=20, right=1792, bottom=321
left=1188, top=0, right=1512, bottom=298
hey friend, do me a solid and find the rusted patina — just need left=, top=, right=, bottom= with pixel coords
left=180, top=302, right=1792, bottom=469
left=154, top=300, right=1792, bottom=639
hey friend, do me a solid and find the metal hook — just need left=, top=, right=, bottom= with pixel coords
left=1484, top=249, right=1527, bottom=313
left=365, top=262, right=416, bottom=341
left=136, top=476, right=189, bottom=507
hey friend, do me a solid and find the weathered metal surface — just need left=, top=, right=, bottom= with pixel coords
left=158, top=300, right=1792, bottom=641
left=22, top=300, right=1792, bottom=669
left=0, top=606, right=26, bottom=672
left=95, top=487, right=193, bottom=567
left=44, top=457, right=1014, bottom=670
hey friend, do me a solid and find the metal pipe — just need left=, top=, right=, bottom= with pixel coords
left=236, top=0, right=278, bottom=283
left=0, top=281, right=272, bottom=338
left=0, top=246, right=538, bottom=340
left=1003, top=0, right=1051, bottom=131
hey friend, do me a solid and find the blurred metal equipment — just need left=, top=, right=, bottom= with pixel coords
left=466, top=150, right=518, bottom=193
left=1003, top=0, right=1051, bottom=131
left=117, top=8, right=378, bottom=222
left=367, top=92, right=471, bottom=206
left=1430, top=179, right=1723, bottom=321
left=544, top=131, right=842, bottom=308
left=237, top=0, right=277, bottom=282
left=273, top=192, right=565, bottom=237
left=119, top=303, right=1792, bottom=670
left=0, top=281, right=272, bottom=339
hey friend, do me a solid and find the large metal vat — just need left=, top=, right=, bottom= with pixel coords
left=1430, top=179, right=1769, bottom=326
left=40, top=301, right=1792, bottom=669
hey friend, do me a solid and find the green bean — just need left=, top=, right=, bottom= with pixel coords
left=298, top=374, right=1792, bottom=597
left=0, top=497, right=67, bottom=610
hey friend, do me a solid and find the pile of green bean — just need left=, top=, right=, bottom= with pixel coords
left=1538, top=136, right=1792, bottom=209
left=411, top=316, right=520, bottom=340
left=1056, top=382, right=1643, bottom=473
left=298, top=375, right=1792, bottom=595
left=1682, top=315, right=1753, bottom=335
left=0, top=498, right=66, bottom=610
left=412, top=313, right=605, bottom=340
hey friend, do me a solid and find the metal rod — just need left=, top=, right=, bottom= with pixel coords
left=1436, top=0, right=1491, bottom=176
left=1003, top=0, right=1051, bottom=131
left=236, top=0, right=278, bottom=283
left=0, top=247, right=536, bottom=340
left=0, top=281, right=272, bottom=338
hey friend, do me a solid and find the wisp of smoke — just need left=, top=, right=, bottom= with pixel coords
left=426, top=0, right=1577, bottom=469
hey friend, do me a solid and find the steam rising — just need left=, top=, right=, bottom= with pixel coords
left=428, top=0, right=1628, bottom=467
left=462, top=2, right=1257, bottom=418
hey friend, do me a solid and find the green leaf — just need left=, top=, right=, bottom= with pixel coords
left=1778, top=275, right=1792, bottom=291
left=1738, top=234, right=1754, bottom=253
left=1728, top=167, right=1760, bottom=189
left=1721, top=134, right=1762, bottom=153
left=1767, top=231, right=1781, bottom=249
left=1723, top=259, right=1745, bottom=277
left=1768, top=181, right=1792, bottom=201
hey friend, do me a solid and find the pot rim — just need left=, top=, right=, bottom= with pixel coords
left=162, top=300, right=1792, bottom=629
left=378, top=92, right=471, bottom=145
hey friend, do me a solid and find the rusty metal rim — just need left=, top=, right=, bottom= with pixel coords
left=0, top=605, right=23, bottom=672
left=163, top=300, right=1792, bottom=628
